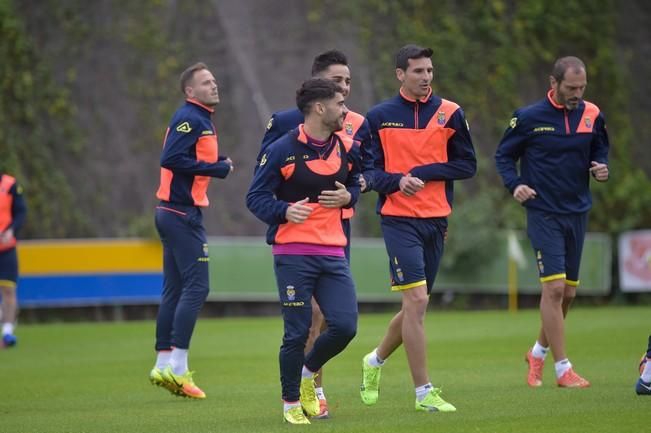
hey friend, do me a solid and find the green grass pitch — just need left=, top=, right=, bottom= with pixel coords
left=1, top=306, right=649, bottom=432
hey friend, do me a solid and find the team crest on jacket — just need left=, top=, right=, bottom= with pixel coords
left=437, top=111, right=446, bottom=125
left=345, top=122, right=353, bottom=135
left=202, top=243, right=209, bottom=256
left=584, top=117, right=592, bottom=128
left=286, top=285, right=296, bottom=301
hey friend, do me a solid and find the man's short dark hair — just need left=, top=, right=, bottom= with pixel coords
left=296, top=78, right=342, bottom=115
left=395, top=44, right=433, bottom=70
left=179, top=62, right=208, bottom=95
left=551, top=56, right=586, bottom=83
left=311, top=50, right=348, bottom=76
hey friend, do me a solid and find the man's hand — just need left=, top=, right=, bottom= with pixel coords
left=0, top=228, right=13, bottom=245
left=318, top=181, right=351, bottom=208
left=399, top=174, right=425, bottom=196
left=513, top=184, right=537, bottom=204
left=589, top=161, right=608, bottom=182
left=285, top=198, right=312, bottom=223
left=224, top=157, right=234, bottom=173
left=359, top=174, right=367, bottom=192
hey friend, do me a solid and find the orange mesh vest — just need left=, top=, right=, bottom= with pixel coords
left=274, top=128, right=353, bottom=246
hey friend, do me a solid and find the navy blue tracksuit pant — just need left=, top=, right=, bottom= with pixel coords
left=154, top=203, right=210, bottom=350
left=274, top=254, right=358, bottom=402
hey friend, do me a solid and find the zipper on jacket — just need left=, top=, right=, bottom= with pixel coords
left=564, top=109, right=570, bottom=134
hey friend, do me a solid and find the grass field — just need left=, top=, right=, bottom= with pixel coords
left=1, top=306, right=649, bottom=433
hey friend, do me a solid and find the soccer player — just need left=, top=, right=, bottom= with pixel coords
left=247, top=78, right=361, bottom=424
left=495, top=56, right=609, bottom=388
left=258, top=49, right=370, bottom=418
left=636, top=335, right=651, bottom=395
left=149, top=62, right=233, bottom=398
left=0, top=172, right=27, bottom=348
left=359, top=44, right=476, bottom=412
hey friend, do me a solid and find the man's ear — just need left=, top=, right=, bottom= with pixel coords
left=396, top=68, right=405, bottom=83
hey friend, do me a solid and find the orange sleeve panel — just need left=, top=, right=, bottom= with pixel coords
left=339, top=110, right=365, bottom=140
left=156, top=127, right=172, bottom=201
left=576, top=101, right=600, bottom=133
left=281, top=163, right=295, bottom=180
left=156, top=168, right=173, bottom=201
left=191, top=134, right=219, bottom=207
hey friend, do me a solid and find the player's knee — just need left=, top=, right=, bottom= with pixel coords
left=334, top=315, right=357, bottom=342
left=188, top=281, right=210, bottom=301
left=283, top=327, right=310, bottom=350
left=403, top=288, right=429, bottom=312
left=542, top=280, right=565, bottom=303
left=564, top=284, right=577, bottom=300
left=0, top=285, right=15, bottom=297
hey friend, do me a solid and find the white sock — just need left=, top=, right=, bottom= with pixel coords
left=415, top=383, right=433, bottom=401
left=301, top=366, right=315, bottom=379
left=315, top=387, right=325, bottom=400
left=155, top=350, right=172, bottom=369
left=642, top=358, right=651, bottom=382
left=2, top=322, right=14, bottom=336
left=283, top=400, right=301, bottom=412
left=554, top=358, right=572, bottom=378
left=170, top=348, right=189, bottom=375
left=531, top=341, right=549, bottom=359
left=367, top=348, right=385, bottom=367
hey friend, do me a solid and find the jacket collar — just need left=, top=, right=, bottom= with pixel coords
left=399, top=87, right=432, bottom=103
left=186, top=98, right=215, bottom=113
left=546, top=90, right=566, bottom=110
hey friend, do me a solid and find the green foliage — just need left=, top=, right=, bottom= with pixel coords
left=0, top=0, right=91, bottom=237
left=310, top=0, right=651, bottom=269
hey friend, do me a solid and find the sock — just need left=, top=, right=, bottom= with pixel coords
left=283, top=400, right=301, bottom=412
left=301, top=366, right=315, bottom=379
left=170, top=347, right=189, bottom=375
left=415, top=383, right=433, bottom=401
left=315, top=387, right=325, bottom=401
left=531, top=341, right=549, bottom=359
left=155, top=350, right=172, bottom=369
left=647, top=335, right=651, bottom=358
left=554, top=358, right=572, bottom=378
left=2, top=322, right=14, bottom=336
left=642, top=358, right=651, bottom=383
left=367, top=348, right=385, bottom=367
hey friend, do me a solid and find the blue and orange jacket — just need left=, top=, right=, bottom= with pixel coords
left=156, top=99, right=232, bottom=207
left=495, top=90, right=610, bottom=214
left=0, top=174, right=27, bottom=252
left=364, top=88, right=476, bottom=218
left=258, top=107, right=370, bottom=220
left=247, top=124, right=362, bottom=247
